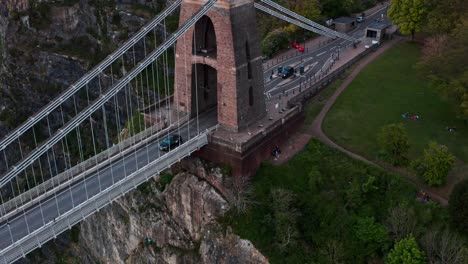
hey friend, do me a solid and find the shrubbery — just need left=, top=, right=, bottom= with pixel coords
left=261, top=29, right=290, bottom=58
left=449, top=179, right=468, bottom=235
left=411, top=142, right=455, bottom=186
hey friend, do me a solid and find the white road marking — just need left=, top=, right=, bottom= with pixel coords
left=316, top=51, right=326, bottom=57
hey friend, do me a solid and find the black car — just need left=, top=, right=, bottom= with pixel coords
left=159, top=134, right=183, bottom=151
left=281, top=66, right=295, bottom=79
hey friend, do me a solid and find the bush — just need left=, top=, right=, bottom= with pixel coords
left=386, top=235, right=425, bottom=264
left=70, top=226, right=80, bottom=243
left=449, top=179, right=468, bottom=235
left=411, top=141, right=455, bottom=186
left=378, top=123, right=410, bottom=166
left=261, top=28, right=290, bottom=58
left=158, top=173, right=173, bottom=191
left=353, top=216, right=390, bottom=257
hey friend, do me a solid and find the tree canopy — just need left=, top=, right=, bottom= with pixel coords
left=449, top=179, right=468, bottom=235
left=386, top=235, right=426, bottom=264
left=388, top=0, right=428, bottom=40
left=412, top=142, right=455, bottom=186
left=378, top=123, right=410, bottom=165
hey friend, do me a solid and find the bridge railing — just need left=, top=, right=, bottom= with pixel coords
left=0, top=114, right=189, bottom=222
left=0, top=128, right=216, bottom=264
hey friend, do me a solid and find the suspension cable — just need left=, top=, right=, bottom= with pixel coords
left=0, top=0, right=218, bottom=189
left=0, top=0, right=184, bottom=152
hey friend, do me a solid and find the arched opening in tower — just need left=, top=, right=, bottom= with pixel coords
left=191, top=64, right=217, bottom=117
left=193, top=16, right=217, bottom=58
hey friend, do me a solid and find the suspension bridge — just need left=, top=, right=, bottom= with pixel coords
left=0, top=0, right=359, bottom=262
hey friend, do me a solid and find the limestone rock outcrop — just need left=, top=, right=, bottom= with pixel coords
left=76, top=159, right=267, bottom=264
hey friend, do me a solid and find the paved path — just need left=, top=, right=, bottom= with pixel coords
left=273, top=37, right=449, bottom=206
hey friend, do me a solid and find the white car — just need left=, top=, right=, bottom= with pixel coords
left=356, top=16, right=365, bottom=23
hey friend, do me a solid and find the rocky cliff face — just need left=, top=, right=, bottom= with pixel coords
left=76, top=159, right=268, bottom=264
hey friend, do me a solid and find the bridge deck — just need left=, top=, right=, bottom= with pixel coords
left=0, top=111, right=217, bottom=263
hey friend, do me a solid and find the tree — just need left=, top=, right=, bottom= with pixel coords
left=378, top=123, right=410, bottom=165
left=386, top=235, right=425, bottom=264
left=422, top=228, right=468, bottom=264
left=268, top=188, right=300, bottom=252
left=412, top=142, right=455, bottom=186
left=418, top=17, right=468, bottom=121
left=424, top=0, right=466, bottom=35
left=386, top=205, right=417, bottom=241
left=388, top=0, right=429, bottom=41
left=261, top=28, right=290, bottom=58
left=449, top=179, right=468, bottom=235
left=353, top=216, right=389, bottom=257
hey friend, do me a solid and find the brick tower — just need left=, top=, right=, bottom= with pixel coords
left=174, top=0, right=266, bottom=132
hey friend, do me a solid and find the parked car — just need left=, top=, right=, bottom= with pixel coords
left=159, top=134, right=183, bottom=151
left=356, top=16, right=365, bottom=23
left=291, top=42, right=305, bottom=52
left=281, top=66, right=295, bottom=79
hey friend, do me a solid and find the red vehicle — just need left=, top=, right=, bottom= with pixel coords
left=292, top=42, right=305, bottom=52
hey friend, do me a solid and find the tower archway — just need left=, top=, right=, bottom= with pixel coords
left=191, top=64, right=218, bottom=116
left=193, top=16, right=217, bottom=57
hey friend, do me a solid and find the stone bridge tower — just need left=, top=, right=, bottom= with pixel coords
left=174, top=0, right=266, bottom=132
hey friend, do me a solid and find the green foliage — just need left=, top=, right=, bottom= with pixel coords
left=29, top=0, right=52, bottom=30
left=223, top=139, right=434, bottom=263
left=111, top=12, right=121, bottom=26
left=449, top=179, right=468, bottom=235
left=220, top=163, right=232, bottom=176
left=70, top=226, right=80, bottom=243
left=137, top=181, right=152, bottom=195
left=266, top=188, right=300, bottom=253
left=353, top=216, right=390, bottom=257
left=419, top=17, right=468, bottom=121
left=261, top=29, right=290, bottom=58
left=388, top=0, right=429, bottom=40
left=412, top=141, right=455, bottom=186
left=424, top=0, right=466, bottom=35
left=157, top=173, right=173, bottom=191
left=125, top=112, right=146, bottom=137
left=386, top=235, right=425, bottom=264
left=378, top=123, right=410, bottom=165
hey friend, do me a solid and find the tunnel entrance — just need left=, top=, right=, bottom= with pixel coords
left=191, top=64, right=217, bottom=117
left=193, top=16, right=217, bottom=58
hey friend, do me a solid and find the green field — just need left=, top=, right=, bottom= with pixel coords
left=323, top=42, right=468, bottom=163
left=223, top=139, right=454, bottom=263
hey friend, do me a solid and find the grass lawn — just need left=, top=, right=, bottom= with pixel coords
left=323, top=42, right=468, bottom=166
left=302, top=68, right=353, bottom=128
left=223, top=139, right=453, bottom=263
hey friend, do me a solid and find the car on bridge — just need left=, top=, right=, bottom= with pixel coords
left=159, top=134, right=183, bottom=151
left=281, top=66, right=295, bottom=79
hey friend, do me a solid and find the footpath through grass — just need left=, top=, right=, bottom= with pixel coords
left=323, top=42, right=468, bottom=163
left=223, top=139, right=457, bottom=263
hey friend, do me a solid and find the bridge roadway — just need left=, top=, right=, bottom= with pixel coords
left=0, top=5, right=388, bottom=259
left=0, top=110, right=217, bottom=252
left=263, top=5, right=388, bottom=97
